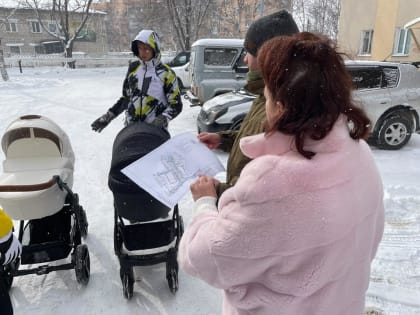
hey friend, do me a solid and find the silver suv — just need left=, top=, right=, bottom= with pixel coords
left=186, top=38, right=247, bottom=106
left=197, top=61, right=420, bottom=150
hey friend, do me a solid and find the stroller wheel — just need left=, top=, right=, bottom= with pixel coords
left=75, top=244, right=90, bottom=285
left=178, top=216, right=184, bottom=237
left=78, top=206, right=89, bottom=239
left=120, top=267, right=134, bottom=299
left=0, top=260, right=18, bottom=291
left=166, top=248, right=179, bottom=294
left=166, top=267, right=179, bottom=294
left=114, top=223, right=123, bottom=255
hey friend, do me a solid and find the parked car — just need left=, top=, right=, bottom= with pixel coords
left=166, top=51, right=191, bottom=90
left=186, top=38, right=247, bottom=106
left=197, top=61, right=420, bottom=150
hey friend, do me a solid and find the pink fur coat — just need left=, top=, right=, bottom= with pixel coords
left=179, top=116, right=384, bottom=315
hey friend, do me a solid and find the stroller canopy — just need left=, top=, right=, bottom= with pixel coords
left=1, top=115, right=75, bottom=163
left=109, top=122, right=171, bottom=221
left=109, top=122, right=170, bottom=191
left=0, top=115, right=75, bottom=220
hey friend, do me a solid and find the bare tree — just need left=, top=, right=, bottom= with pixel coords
left=292, top=0, right=341, bottom=39
left=0, top=39, right=9, bottom=81
left=24, top=0, right=94, bottom=58
left=0, top=4, right=23, bottom=81
left=166, top=0, right=212, bottom=51
left=215, top=0, right=293, bottom=38
left=216, top=0, right=248, bottom=37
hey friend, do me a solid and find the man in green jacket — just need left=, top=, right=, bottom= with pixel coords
left=198, top=10, right=299, bottom=197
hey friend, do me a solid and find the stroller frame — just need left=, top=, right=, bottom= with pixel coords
left=114, top=204, right=184, bottom=299
left=0, top=176, right=90, bottom=290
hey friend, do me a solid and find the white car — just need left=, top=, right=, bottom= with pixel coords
left=197, top=61, right=420, bottom=150
left=166, top=51, right=190, bottom=89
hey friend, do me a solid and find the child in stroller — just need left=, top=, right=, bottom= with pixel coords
left=108, top=122, right=184, bottom=299
left=0, top=115, right=90, bottom=292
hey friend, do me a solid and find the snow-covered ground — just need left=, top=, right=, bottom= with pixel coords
left=0, top=67, right=419, bottom=315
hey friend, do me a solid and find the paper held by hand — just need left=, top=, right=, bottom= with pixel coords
left=121, top=132, right=225, bottom=208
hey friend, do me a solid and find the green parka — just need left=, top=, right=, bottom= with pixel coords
left=216, top=73, right=265, bottom=196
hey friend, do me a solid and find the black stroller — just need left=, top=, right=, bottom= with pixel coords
left=108, top=122, right=184, bottom=299
left=0, top=115, right=90, bottom=290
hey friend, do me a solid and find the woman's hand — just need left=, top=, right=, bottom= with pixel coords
left=190, top=175, right=217, bottom=201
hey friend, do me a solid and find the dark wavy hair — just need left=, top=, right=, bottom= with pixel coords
left=258, top=32, right=371, bottom=159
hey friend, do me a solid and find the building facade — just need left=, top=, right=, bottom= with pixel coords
left=0, top=7, right=108, bottom=57
left=338, top=0, right=420, bottom=62
left=93, top=0, right=291, bottom=52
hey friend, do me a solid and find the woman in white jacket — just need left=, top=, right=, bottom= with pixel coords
left=179, top=32, right=385, bottom=315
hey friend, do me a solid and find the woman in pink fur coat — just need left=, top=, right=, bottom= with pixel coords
left=179, top=32, right=385, bottom=315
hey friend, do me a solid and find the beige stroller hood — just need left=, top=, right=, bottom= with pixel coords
left=0, top=115, right=75, bottom=220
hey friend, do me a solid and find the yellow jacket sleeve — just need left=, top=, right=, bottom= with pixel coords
left=0, top=208, right=13, bottom=239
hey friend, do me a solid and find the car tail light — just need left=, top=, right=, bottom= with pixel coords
left=192, top=85, right=198, bottom=96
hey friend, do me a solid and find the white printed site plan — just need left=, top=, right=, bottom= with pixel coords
left=122, top=132, right=225, bottom=208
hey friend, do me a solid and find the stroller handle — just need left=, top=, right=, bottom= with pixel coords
left=0, top=176, right=59, bottom=192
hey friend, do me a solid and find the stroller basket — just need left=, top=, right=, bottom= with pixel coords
left=109, top=122, right=171, bottom=221
left=21, top=241, right=72, bottom=264
left=120, top=220, right=176, bottom=251
left=20, top=205, right=72, bottom=264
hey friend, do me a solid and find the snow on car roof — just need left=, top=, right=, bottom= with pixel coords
left=192, top=38, right=244, bottom=47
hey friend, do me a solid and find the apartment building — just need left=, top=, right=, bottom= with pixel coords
left=338, top=0, right=420, bottom=62
left=0, top=6, right=108, bottom=57
left=93, top=0, right=290, bottom=52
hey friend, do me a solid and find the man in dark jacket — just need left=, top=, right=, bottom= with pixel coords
left=198, top=10, right=299, bottom=197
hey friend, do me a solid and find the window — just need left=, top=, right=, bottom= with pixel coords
left=9, top=46, right=21, bottom=55
left=168, top=52, right=190, bottom=67
left=359, top=30, right=373, bottom=55
left=76, top=28, right=96, bottom=42
left=204, top=48, right=239, bottom=66
left=31, top=21, right=41, bottom=33
left=348, top=67, right=383, bottom=90
left=43, top=41, right=64, bottom=54
left=382, top=66, right=399, bottom=87
left=211, top=23, right=218, bottom=35
left=394, top=28, right=411, bottom=55
left=48, top=22, right=57, bottom=34
left=34, top=44, right=44, bottom=54
left=5, top=20, right=18, bottom=32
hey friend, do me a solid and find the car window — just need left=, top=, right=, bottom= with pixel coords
left=348, top=67, right=383, bottom=90
left=237, top=49, right=247, bottom=68
left=382, top=66, right=399, bottom=88
left=204, top=48, right=239, bottom=66
left=168, top=52, right=190, bottom=67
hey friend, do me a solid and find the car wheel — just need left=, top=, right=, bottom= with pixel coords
left=376, top=115, right=412, bottom=150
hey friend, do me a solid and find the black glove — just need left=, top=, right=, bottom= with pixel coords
left=91, top=111, right=115, bottom=132
left=150, top=115, right=168, bottom=129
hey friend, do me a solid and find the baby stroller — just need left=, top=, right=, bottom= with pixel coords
left=108, top=122, right=184, bottom=299
left=0, top=115, right=90, bottom=291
